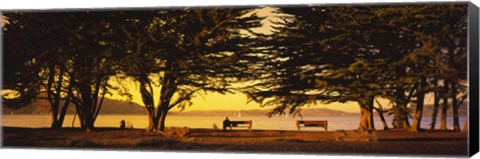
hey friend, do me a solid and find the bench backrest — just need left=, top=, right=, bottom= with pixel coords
left=296, top=120, right=328, bottom=131
left=229, top=120, right=252, bottom=125
left=225, top=120, right=252, bottom=131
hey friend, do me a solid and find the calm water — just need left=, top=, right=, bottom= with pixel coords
left=1, top=114, right=466, bottom=131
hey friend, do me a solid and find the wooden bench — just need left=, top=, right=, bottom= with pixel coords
left=296, top=120, right=328, bottom=131
left=225, top=120, right=252, bottom=131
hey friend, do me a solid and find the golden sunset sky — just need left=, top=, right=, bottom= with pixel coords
left=103, top=7, right=400, bottom=113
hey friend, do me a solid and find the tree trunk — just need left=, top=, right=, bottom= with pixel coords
left=144, top=105, right=156, bottom=132
left=84, top=119, right=95, bottom=131
left=144, top=106, right=158, bottom=132
left=77, top=110, right=86, bottom=129
left=146, top=115, right=157, bottom=132
left=50, top=105, right=60, bottom=129
left=430, top=80, right=440, bottom=129
left=72, top=77, right=107, bottom=131
left=80, top=83, right=91, bottom=130
left=374, top=99, right=388, bottom=130
left=158, top=109, right=168, bottom=131
left=410, top=77, right=426, bottom=132
left=439, top=101, right=448, bottom=130
left=375, top=108, right=389, bottom=130
left=50, top=100, right=61, bottom=129
left=139, top=78, right=158, bottom=132
left=153, top=64, right=177, bottom=132
left=73, top=102, right=84, bottom=128
left=144, top=98, right=156, bottom=132
left=451, top=82, right=460, bottom=131
left=357, top=96, right=375, bottom=131
left=47, top=65, right=58, bottom=129
left=82, top=104, right=95, bottom=131
left=392, top=65, right=415, bottom=130
left=463, top=119, right=468, bottom=133
left=76, top=84, right=96, bottom=131
left=51, top=101, right=70, bottom=129
left=51, top=121, right=61, bottom=129
left=49, top=87, right=61, bottom=128
left=447, top=41, right=461, bottom=131
left=52, top=78, right=71, bottom=129
left=55, top=99, right=70, bottom=128
left=439, top=81, right=449, bottom=130
left=393, top=88, right=410, bottom=130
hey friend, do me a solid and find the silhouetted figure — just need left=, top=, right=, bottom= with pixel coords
left=120, top=120, right=126, bottom=129
left=223, top=117, right=231, bottom=131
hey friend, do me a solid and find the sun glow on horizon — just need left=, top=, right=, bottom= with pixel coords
left=104, top=77, right=364, bottom=113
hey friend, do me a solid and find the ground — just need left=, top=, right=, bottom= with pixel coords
left=1, top=127, right=468, bottom=157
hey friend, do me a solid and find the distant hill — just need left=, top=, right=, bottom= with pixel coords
left=170, top=108, right=358, bottom=117
left=2, top=98, right=356, bottom=116
left=3, top=98, right=468, bottom=117
left=3, top=98, right=145, bottom=115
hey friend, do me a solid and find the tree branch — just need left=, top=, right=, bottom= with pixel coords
left=168, top=89, right=200, bottom=110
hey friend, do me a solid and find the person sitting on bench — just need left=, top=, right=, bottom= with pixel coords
left=120, top=119, right=126, bottom=129
left=223, top=117, right=231, bottom=131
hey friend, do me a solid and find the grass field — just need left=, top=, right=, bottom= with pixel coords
left=1, top=127, right=468, bottom=157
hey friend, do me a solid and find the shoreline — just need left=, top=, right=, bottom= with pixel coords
left=1, top=126, right=468, bottom=157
